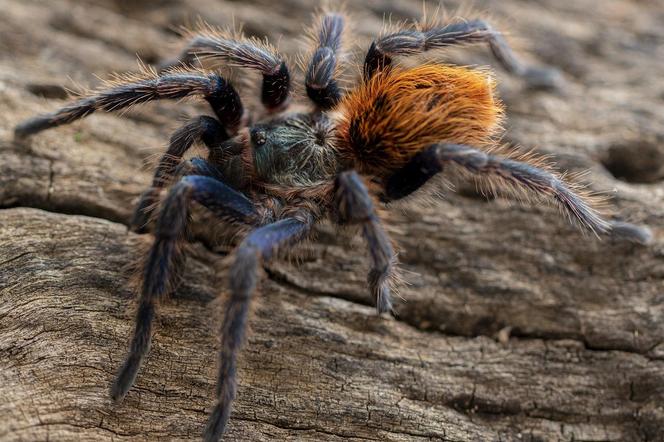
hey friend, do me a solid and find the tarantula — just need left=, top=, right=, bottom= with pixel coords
left=14, top=9, right=650, bottom=441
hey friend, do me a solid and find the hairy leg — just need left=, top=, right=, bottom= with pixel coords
left=132, top=156, right=226, bottom=233
left=15, top=69, right=243, bottom=138
left=305, top=11, right=345, bottom=109
left=160, top=27, right=290, bottom=110
left=174, top=157, right=225, bottom=182
left=364, top=19, right=560, bottom=90
left=383, top=143, right=654, bottom=242
left=204, top=216, right=312, bottom=442
left=111, top=175, right=260, bottom=402
left=131, top=116, right=231, bottom=233
left=383, top=145, right=652, bottom=242
left=335, top=170, right=396, bottom=313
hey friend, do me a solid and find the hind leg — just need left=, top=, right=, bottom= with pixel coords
left=382, top=143, right=652, bottom=243
left=364, top=18, right=561, bottom=90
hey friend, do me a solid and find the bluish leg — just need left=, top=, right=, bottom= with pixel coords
left=186, top=157, right=224, bottom=181
left=111, top=175, right=260, bottom=403
left=131, top=116, right=229, bottom=233
left=204, top=217, right=312, bottom=441
left=335, top=171, right=396, bottom=314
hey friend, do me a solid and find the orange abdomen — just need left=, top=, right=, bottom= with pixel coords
left=336, top=65, right=504, bottom=177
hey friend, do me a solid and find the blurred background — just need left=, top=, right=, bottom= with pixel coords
left=1, top=0, right=663, bottom=441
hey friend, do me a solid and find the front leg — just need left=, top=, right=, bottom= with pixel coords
left=304, top=11, right=346, bottom=109
left=204, top=216, right=313, bottom=442
left=15, top=69, right=243, bottom=138
left=131, top=115, right=231, bottom=232
left=159, top=27, right=291, bottom=111
left=334, top=170, right=397, bottom=313
left=111, top=175, right=261, bottom=404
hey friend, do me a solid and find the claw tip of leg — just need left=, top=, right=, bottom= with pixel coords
left=109, top=383, right=127, bottom=403
left=609, top=221, right=653, bottom=246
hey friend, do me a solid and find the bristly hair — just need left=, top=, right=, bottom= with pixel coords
left=81, top=64, right=215, bottom=118
left=13, top=63, right=226, bottom=139
left=336, top=63, right=504, bottom=177
left=11, top=5, right=652, bottom=440
left=419, top=2, right=492, bottom=32
left=179, top=20, right=285, bottom=75
left=297, top=3, right=352, bottom=80
left=448, top=143, right=612, bottom=234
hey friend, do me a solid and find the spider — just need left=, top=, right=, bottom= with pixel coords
left=14, top=9, right=651, bottom=441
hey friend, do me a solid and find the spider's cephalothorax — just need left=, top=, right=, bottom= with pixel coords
left=14, top=9, right=649, bottom=441
left=243, top=112, right=340, bottom=187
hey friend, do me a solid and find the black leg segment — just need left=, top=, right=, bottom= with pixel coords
left=160, top=29, right=291, bottom=110
left=385, top=143, right=609, bottom=234
left=382, top=146, right=443, bottom=202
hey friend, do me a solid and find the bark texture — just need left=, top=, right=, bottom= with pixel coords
left=1, top=0, right=664, bottom=441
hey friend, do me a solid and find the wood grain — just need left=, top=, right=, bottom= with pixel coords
left=1, top=0, right=663, bottom=440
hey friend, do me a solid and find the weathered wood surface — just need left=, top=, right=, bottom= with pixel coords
left=1, top=0, right=664, bottom=441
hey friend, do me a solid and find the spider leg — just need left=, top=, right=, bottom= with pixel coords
left=15, top=69, right=244, bottom=138
left=132, top=155, right=226, bottom=233
left=605, top=220, right=653, bottom=245
left=160, top=29, right=290, bottom=111
left=204, top=216, right=312, bottom=442
left=384, top=143, right=610, bottom=234
left=364, top=19, right=560, bottom=90
left=335, top=170, right=397, bottom=313
left=305, top=12, right=345, bottom=109
left=170, top=157, right=226, bottom=185
left=111, top=175, right=260, bottom=403
left=131, top=116, right=232, bottom=233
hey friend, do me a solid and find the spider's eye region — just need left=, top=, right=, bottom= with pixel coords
left=251, top=128, right=267, bottom=146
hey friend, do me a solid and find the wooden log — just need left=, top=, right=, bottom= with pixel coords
left=1, top=0, right=663, bottom=440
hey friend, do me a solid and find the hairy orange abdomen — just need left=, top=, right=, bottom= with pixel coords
left=336, top=65, right=504, bottom=177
